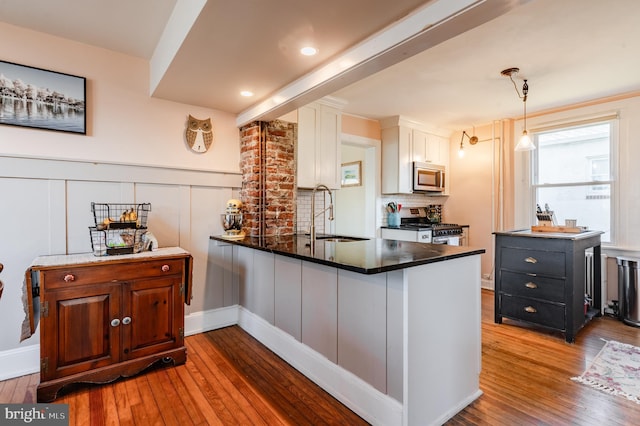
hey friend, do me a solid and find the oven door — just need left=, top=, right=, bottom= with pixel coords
left=431, top=236, right=449, bottom=245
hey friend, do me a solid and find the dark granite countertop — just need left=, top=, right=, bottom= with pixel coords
left=210, top=234, right=485, bottom=275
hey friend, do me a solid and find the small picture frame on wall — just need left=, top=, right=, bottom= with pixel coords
left=341, top=161, right=362, bottom=187
left=0, top=60, right=86, bottom=134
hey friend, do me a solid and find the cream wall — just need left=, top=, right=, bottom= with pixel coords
left=342, top=114, right=381, bottom=140
left=448, top=94, right=640, bottom=296
left=446, top=123, right=510, bottom=286
left=0, top=22, right=240, bottom=171
left=0, top=22, right=243, bottom=380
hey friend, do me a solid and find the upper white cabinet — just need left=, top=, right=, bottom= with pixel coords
left=297, top=97, right=346, bottom=189
left=380, top=116, right=450, bottom=195
left=412, top=129, right=447, bottom=164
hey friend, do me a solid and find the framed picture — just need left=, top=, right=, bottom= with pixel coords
left=0, top=60, right=86, bottom=134
left=341, top=161, right=362, bottom=187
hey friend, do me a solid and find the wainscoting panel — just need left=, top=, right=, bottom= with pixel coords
left=0, top=155, right=241, bottom=381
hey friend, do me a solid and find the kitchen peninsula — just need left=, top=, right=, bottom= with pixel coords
left=209, top=234, right=485, bottom=426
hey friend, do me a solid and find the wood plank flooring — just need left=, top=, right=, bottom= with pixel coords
left=2, top=289, right=640, bottom=425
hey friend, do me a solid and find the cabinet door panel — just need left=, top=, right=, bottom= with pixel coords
left=124, top=276, right=183, bottom=359
left=42, top=284, right=121, bottom=381
left=301, top=261, right=338, bottom=362
left=274, top=255, right=302, bottom=340
left=297, top=105, right=318, bottom=188
left=337, top=270, right=387, bottom=392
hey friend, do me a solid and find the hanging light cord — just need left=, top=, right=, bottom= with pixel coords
left=507, top=73, right=529, bottom=129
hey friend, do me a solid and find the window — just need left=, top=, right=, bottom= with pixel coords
left=533, top=120, right=614, bottom=243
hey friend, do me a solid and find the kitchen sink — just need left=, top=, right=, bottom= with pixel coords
left=315, top=235, right=369, bottom=242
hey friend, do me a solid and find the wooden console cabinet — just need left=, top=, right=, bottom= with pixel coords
left=25, top=247, right=192, bottom=401
left=494, top=230, right=602, bottom=343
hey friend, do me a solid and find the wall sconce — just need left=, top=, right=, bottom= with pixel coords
left=458, top=130, right=478, bottom=158
left=501, top=67, right=535, bottom=151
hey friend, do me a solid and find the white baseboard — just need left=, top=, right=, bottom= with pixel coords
left=0, top=344, right=40, bottom=381
left=237, top=307, right=403, bottom=426
left=184, top=305, right=239, bottom=336
left=481, top=278, right=494, bottom=290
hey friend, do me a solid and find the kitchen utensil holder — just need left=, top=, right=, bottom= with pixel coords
left=388, top=212, right=401, bottom=228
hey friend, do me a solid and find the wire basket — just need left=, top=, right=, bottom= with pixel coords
left=91, top=203, right=151, bottom=229
left=89, top=227, right=147, bottom=256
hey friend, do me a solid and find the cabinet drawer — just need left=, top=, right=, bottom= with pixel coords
left=501, top=248, right=565, bottom=276
left=42, top=258, right=185, bottom=289
left=499, top=294, right=565, bottom=330
left=500, top=271, right=565, bottom=302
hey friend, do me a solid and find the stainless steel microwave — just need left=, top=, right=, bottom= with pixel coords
left=413, top=162, right=445, bottom=192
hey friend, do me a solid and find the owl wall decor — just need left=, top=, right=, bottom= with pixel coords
left=185, top=115, right=213, bottom=153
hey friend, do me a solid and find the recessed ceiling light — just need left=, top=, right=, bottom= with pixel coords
left=300, top=46, right=318, bottom=56
left=240, top=90, right=254, bottom=97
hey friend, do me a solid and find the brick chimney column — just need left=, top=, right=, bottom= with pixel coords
left=239, top=120, right=296, bottom=237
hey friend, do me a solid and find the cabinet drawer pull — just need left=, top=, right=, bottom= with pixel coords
left=110, top=318, right=121, bottom=327
left=525, top=282, right=538, bottom=289
left=64, top=274, right=75, bottom=282
left=524, top=306, right=537, bottom=313
left=122, top=316, right=132, bottom=325
left=161, top=264, right=170, bottom=272
left=524, top=257, right=538, bottom=264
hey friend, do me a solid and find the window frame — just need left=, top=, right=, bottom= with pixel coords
left=529, top=117, right=618, bottom=245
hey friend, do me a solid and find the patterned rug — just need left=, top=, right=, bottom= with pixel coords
left=572, top=340, right=640, bottom=404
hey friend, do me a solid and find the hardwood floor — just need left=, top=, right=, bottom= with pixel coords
left=447, top=289, right=640, bottom=426
left=2, top=289, right=640, bottom=425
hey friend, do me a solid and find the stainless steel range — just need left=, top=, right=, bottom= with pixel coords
left=381, top=206, right=465, bottom=245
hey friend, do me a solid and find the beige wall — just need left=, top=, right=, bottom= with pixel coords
left=0, top=21, right=244, bottom=376
left=342, top=114, right=381, bottom=139
left=0, top=22, right=240, bottom=172
left=446, top=123, right=511, bottom=283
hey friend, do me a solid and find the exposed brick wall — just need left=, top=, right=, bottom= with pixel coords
left=239, top=120, right=296, bottom=237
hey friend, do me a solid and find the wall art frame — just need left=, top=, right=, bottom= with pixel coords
left=0, top=60, right=86, bottom=134
left=341, top=160, right=362, bottom=187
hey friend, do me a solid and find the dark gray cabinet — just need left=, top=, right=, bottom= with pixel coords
left=494, top=230, right=603, bottom=343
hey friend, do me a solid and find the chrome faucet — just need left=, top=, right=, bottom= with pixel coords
left=310, top=184, right=334, bottom=242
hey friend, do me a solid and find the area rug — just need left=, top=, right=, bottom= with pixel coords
left=571, top=340, right=640, bottom=404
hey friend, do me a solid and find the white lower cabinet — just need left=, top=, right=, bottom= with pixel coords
left=274, top=255, right=302, bottom=341
left=301, top=261, right=338, bottom=362
left=337, top=269, right=388, bottom=392
left=237, top=246, right=274, bottom=324
left=247, top=254, right=396, bottom=396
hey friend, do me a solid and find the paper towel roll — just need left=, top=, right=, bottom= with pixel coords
left=447, top=236, right=460, bottom=246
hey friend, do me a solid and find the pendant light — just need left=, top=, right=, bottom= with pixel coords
left=501, top=67, right=535, bottom=151
left=458, top=130, right=478, bottom=158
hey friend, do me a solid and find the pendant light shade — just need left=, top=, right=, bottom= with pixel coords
left=501, top=68, right=535, bottom=151
left=515, top=130, right=535, bottom=151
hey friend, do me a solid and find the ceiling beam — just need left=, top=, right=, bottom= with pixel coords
left=236, top=0, right=531, bottom=127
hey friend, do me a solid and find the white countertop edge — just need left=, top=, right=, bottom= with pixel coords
left=28, top=247, right=190, bottom=268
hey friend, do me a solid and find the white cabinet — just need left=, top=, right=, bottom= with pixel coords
left=301, top=261, right=338, bottom=362
left=297, top=98, right=345, bottom=189
left=337, top=269, right=387, bottom=392
left=237, top=247, right=277, bottom=324
left=380, top=116, right=450, bottom=194
left=381, top=125, right=413, bottom=194
left=274, top=255, right=302, bottom=341
left=381, top=227, right=432, bottom=243
left=412, top=129, right=447, bottom=165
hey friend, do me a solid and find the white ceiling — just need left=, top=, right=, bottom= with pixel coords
left=2, top=0, right=639, bottom=132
